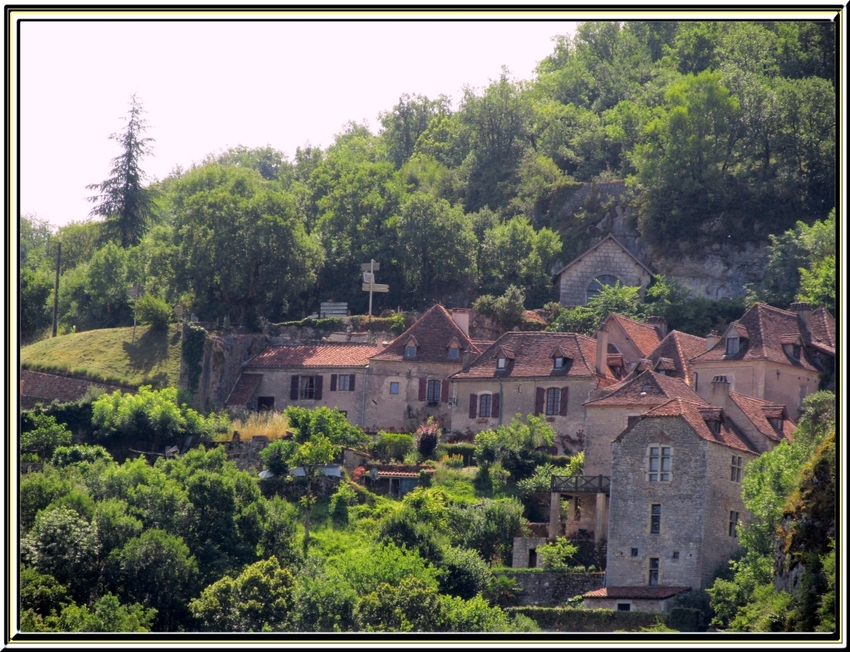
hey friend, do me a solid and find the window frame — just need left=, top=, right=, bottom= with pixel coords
left=726, top=335, right=740, bottom=356
left=405, top=344, right=417, bottom=359
left=478, top=393, right=493, bottom=418
left=647, top=445, right=672, bottom=482
left=545, top=387, right=561, bottom=416
left=729, top=510, right=739, bottom=537
left=426, top=379, right=441, bottom=403
left=496, top=356, right=507, bottom=370
left=648, top=557, right=660, bottom=586
left=389, top=381, right=400, bottom=395
left=448, top=346, right=460, bottom=361
left=730, top=455, right=743, bottom=483
left=299, top=376, right=316, bottom=400
left=553, top=356, right=565, bottom=370
left=650, top=503, right=661, bottom=534
left=337, top=374, right=351, bottom=392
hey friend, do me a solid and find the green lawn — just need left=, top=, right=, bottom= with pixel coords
left=20, top=323, right=183, bottom=389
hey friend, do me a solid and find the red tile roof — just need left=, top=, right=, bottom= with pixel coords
left=634, top=398, right=758, bottom=453
left=583, top=586, right=690, bottom=600
left=225, top=373, right=263, bottom=408
left=646, top=330, right=707, bottom=383
left=246, top=343, right=376, bottom=369
left=20, top=370, right=128, bottom=409
left=729, top=391, right=795, bottom=443
left=809, top=306, right=836, bottom=353
left=605, top=313, right=663, bottom=358
left=371, top=305, right=481, bottom=363
left=585, top=370, right=707, bottom=407
left=451, top=332, right=615, bottom=381
left=690, top=303, right=822, bottom=371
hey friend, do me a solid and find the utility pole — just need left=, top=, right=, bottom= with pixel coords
left=46, top=238, right=61, bottom=338
left=361, top=259, right=388, bottom=323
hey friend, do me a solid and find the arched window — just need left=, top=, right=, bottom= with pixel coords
left=586, top=275, right=620, bottom=302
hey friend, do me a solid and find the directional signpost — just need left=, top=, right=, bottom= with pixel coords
left=361, top=260, right=388, bottom=322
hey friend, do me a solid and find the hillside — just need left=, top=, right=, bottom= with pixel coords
left=20, top=323, right=182, bottom=389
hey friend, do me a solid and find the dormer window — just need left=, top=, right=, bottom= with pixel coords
left=554, top=356, right=565, bottom=369
left=497, top=357, right=507, bottom=370
left=769, top=417, right=784, bottom=432
left=783, top=343, right=801, bottom=360
left=404, top=337, right=418, bottom=359
left=448, top=347, right=459, bottom=360
left=707, top=419, right=721, bottom=435
left=725, top=335, right=739, bottom=356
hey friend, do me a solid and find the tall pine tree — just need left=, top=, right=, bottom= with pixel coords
left=87, top=94, right=154, bottom=248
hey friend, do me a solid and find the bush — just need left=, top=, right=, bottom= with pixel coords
left=415, top=418, right=441, bottom=458
left=371, top=432, right=415, bottom=463
left=51, top=444, right=112, bottom=467
left=134, top=294, right=171, bottom=330
left=435, top=443, right=476, bottom=466
left=537, top=538, right=579, bottom=570
left=441, top=454, right=465, bottom=469
left=20, top=412, right=72, bottom=461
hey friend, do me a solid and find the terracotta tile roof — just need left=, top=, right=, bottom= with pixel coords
left=605, top=313, right=663, bottom=358
left=809, top=306, right=836, bottom=353
left=20, top=370, right=128, bottom=409
left=690, top=303, right=822, bottom=371
left=583, top=586, right=690, bottom=600
left=584, top=370, right=707, bottom=407
left=552, top=234, right=654, bottom=279
left=729, top=391, right=795, bottom=443
left=450, top=332, right=615, bottom=381
left=646, top=330, right=707, bottom=383
left=634, top=398, right=758, bottom=453
left=246, top=343, right=375, bottom=369
left=370, top=305, right=481, bottom=363
left=225, top=373, right=263, bottom=408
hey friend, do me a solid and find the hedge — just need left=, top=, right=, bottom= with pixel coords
left=506, top=607, right=668, bottom=632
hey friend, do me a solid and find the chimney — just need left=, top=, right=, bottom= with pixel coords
left=705, top=331, right=720, bottom=351
left=790, top=302, right=812, bottom=336
left=710, top=375, right=731, bottom=410
left=596, top=324, right=609, bottom=376
left=646, top=315, right=667, bottom=339
left=451, top=308, right=470, bottom=337
left=462, top=348, right=472, bottom=372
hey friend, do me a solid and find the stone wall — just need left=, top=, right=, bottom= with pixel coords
left=499, top=570, right=605, bottom=606
left=558, top=238, right=652, bottom=307
left=223, top=436, right=271, bottom=473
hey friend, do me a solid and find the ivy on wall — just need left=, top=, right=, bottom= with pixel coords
left=182, top=324, right=207, bottom=394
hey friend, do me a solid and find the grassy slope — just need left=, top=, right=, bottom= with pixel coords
left=20, top=323, right=182, bottom=389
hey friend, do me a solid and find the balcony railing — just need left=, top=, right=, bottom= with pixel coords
left=551, top=474, right=610, bottom=494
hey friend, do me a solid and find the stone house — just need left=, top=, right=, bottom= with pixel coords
left=689, top=302, right=835, bottom=419
left=552, top=235, right=654, bottom=307
left=448, top=331, right=618, bottom=449
left=363, top=305, right=483, bottom=433
left=585, top=397, right=769, bottom=612
left=225, top=343, right=377, bottom=428
left=549, top=370, right=707, bottom=544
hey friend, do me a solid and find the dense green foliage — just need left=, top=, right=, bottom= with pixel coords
left=707, top=392, right=836, bottom=632
left=20, top=20, right=834, bottom=341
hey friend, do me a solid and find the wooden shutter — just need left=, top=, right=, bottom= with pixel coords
left=290, top=376, right=299, bottom=400
left=469, top=394, right=478, bottom=418
left=492, top=393, right=500, bottom=418
left=349, top=374, right=356, bottom=391
left=419, top=378, right=427, bottom=401
left=315, top=375, right=323, bottom=401
left=559, top=386, right=569, bottom=416
left=441, top=380, right=449, bottom=403
left=535, top=387, right=545, bottom=416
left=330, top=374, right=337, bottom=391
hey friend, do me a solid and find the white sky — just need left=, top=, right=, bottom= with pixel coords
left=17, top=18, right=578, bottom=229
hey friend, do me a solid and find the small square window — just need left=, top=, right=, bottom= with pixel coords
left=390, top=382, right=399, bottom=395
left=405, top=345, right=417, bottom=359
left=672, top=551, right=680, bottom=560
left=448, top=347, right=459, bottom=360
left=631, top=548, right=638, bottom=557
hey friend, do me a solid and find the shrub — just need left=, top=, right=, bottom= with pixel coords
left=51, top=444, right=112, bottom=467
left=415, top=418, right=441, bottom=458
left=371, top=432, right=415, bottom=463
left=537, top=537, right=579, bottom=570
left=134, top=294, right=171, bottom=330
left=441, top=454, right=465, bottom=469
left=20, top=412, right=72, bottom=461
left=436, top=443, right=476, bottom=466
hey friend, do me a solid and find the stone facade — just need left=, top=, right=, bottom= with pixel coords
left=554, top=236, right=653, bottom=307
left=499, top=569, right=605, bottom=606
left=605, top=414, right=755, bottom=591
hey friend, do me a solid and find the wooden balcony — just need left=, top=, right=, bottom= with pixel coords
left=551, top=475, right=610, bottom=494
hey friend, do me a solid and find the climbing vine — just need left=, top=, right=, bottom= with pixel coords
left=182, top=324, right=207, bottom=394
